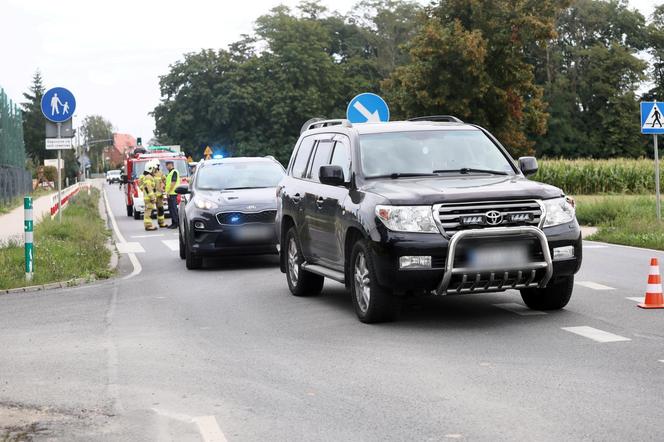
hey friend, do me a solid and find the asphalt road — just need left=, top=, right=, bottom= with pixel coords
left=1, top=183, right=663, bottom=441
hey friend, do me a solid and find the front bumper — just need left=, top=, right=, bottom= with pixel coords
left=188, top=219, right=278, bottom=257
left=369, top=222, right=582, bottom=293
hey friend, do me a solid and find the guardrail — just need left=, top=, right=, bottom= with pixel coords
left=50, top=183, right=92, bottom=218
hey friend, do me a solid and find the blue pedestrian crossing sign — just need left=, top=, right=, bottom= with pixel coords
left=346, top=93, right=389, bottom=124
left=41, top=87, right=76, bottom=123
left=641, top=102, right=664, bottom=134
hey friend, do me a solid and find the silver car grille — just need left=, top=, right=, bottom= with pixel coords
left=435, top=200, right=543, bottom=237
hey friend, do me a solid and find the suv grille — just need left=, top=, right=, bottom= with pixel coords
left=436, top=200, right=542, bottom=236
left=216, top=210, right=276, bottom=225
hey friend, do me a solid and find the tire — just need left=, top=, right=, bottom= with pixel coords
left=285, top=227, right=324, bottom=297
left=520, top=275, right=574, bottom=311
left=178, top=226, right=186, bottom=260
left=350, top=240, right=399, bottom=323
left=185, top=234, right=203, bottom=270
left=126, top=204, right=133, bottom=217
left=133, top=208, right=141, bottom=220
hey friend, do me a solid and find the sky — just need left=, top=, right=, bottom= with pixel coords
left=0, top=0, right=658, bottom=143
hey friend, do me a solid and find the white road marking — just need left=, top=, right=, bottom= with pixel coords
left=131, top=233, right=165, bottom=238
left=562, top=326, right=631, bottom=343
left=626, top=297, right=644, bottom=303
left=162, top=239, right=179, bottom=251
left=493, top=303, right=547, bottom=316
left=583, top=245, right=608, bottom=249
left=116, top=242, right=145, bottom=253
left=659, top=360, right=664, bottom=364
left=193, top=415, right=227, bottom=442
left=576, top=281, right=615, bottom=290
left=102, top=189, right=142, bottom=279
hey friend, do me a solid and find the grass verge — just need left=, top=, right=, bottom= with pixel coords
left=0, top=188, right=112, bottom=290
left=575, top=194, right=664, bottom=250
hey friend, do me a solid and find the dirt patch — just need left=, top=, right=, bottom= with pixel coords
left=0, top=402, right=93, bottom=441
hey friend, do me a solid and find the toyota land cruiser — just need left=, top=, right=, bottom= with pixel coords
left=276, top=116, right=582, bottom=323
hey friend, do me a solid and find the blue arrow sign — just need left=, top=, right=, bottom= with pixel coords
left=41, top=87, right=76, bottom=123
left=641, top=102, right=664, bottom=134
left=346, top=93, right=389, bottom=124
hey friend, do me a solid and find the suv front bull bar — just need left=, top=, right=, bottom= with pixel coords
left=436, top=226, right=553, bottom=295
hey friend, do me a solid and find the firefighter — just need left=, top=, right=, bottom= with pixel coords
left=153, top=162, right=167, bottom=228
left=140, top=160, right=159, bottom=231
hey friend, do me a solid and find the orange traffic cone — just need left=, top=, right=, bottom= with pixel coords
left=638, top=258, right=664, bottom=309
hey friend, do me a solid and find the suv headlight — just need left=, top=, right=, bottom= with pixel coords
left=543, top=197, right=575, bottom=227
left=375, top=205, right=439, bottom=233
left=194, top=198, right=218, bottom=210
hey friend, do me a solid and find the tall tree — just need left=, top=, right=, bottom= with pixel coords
left=21, top=70, right=46, bottom=165
left=383, top=0, right=564, bottom=157
left=644, top=4, right=664, bottom=101
left=81, top=115, right=114, bottom=173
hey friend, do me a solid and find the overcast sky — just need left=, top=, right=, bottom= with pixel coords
left=0, top=0, right=657, bottom=142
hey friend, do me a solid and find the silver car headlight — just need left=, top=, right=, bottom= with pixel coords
left=194, top=198, right=218, bottom=210
left=543, top=197, right=575, bottom=227
left=375, top=205, right=439, bottom=233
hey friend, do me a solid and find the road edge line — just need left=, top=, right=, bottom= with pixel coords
left=102, top=188, right=142, bottom=279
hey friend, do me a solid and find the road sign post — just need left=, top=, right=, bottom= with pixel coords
left=640, top=101, right=664, bottom=221
left=24, top=196, right=34, bottom=282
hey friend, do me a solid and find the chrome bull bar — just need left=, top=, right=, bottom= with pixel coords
left=436, top=226, right=553, bottom=295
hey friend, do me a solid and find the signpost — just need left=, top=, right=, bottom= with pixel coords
left=24, top=197, right=33, bottom=282
left=346, top=93, right=390, bottom=124
left=641, top=101, right=664, bottom=221
left=41, top=87, right=76, bottom=222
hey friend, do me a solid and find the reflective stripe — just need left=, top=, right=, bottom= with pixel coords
left=646, top=284, right=662, bottom=293
left=25, top=231, right=33, bottom=243
left=650, top=265, right=660, bottom=274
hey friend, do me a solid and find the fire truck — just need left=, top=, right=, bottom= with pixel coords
left=124, top=146, right=190, bottom=220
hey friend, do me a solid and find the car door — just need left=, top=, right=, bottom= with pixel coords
left=322, top=134, right=352, bottom=268
left=302, top=137, right=335, bottom=263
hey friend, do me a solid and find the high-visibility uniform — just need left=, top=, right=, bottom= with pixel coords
left=165, top=168, right=179, bottom=195
left=139, top=173, right=157, bottom=230
left=165, top=167, right=180, bottom=227
left=153, top=169, right=167, bottom=227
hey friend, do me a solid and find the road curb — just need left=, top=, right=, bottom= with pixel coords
left=1, top=277, right=91, bottom=295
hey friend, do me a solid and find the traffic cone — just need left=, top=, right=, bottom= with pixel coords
left=638, top=258, right=664, bottom=309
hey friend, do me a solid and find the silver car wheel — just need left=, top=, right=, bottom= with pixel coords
left=288, top=237, right=299, bottom=284
left=354, top=252, right=371, bottom=313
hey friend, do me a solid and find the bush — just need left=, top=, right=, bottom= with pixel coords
left=42, top=166, right=57, bottom=182
left=534, top=159, right=657, bottom=194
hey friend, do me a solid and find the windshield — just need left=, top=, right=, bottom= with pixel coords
left=132, top=159, right=189, bottom=179
left=195, top=161, right=285, bottom=190
left=359, top=130, right=515, bottom=178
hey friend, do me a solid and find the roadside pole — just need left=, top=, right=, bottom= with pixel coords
left=57, top=122, right=62, bottom=222
left=655, top=134, right=661, bottom=222
left=24, top=197, right=34, bottom=282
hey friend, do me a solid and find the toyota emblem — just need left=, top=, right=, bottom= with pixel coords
left=485, top=210, right=503, bottom=226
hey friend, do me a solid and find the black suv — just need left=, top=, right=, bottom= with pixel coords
left=276, top=117, right=582, bottom=323
left=176, top=157, right=285, bottom=269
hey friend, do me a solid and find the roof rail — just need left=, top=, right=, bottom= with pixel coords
left=302, top=118, right=352, bottom=134
left=408, top=115, right=464, bottom=123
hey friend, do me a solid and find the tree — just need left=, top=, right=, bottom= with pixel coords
left=81, top=115, right=114, bottom=173
left=383, top=0, right=563, bottom=157
left=644, top=5, right=664, bottom=101
left=21, top=70, right=46, bottom=165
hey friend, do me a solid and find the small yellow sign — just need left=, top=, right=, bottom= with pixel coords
left=204, top=146, right=212, bottom=160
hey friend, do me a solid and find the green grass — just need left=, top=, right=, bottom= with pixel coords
left=0, top=189, right=112, bottom=290
left=575, top=194, right=664, bottom=250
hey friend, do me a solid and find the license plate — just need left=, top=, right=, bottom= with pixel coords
left=467, top=245, right=528, bottom=269
left=234, top=225, right=273, bottom=241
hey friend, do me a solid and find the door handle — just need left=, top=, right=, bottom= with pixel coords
left=316, top=196, right=324, bottom=208
left=292, top=193, right=301, bottom=204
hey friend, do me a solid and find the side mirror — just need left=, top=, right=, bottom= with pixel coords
left=319, top=165, right=345, bottom=186
left=518, top=157, right=538, bottom=176
left=175, top=184, right=190, bottom=195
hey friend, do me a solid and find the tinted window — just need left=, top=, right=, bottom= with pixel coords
left=330, top=139, right=350, bottom=181
left=307, top=140, right=334, bottom=181
left=195, top=162, right=285, bottom=190
left=291, top=137, right=315, bottom=178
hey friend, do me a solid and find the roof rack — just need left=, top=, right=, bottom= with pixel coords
left=302, top=118, right=352, bottom=134
left=408, top=115, right=464, bottom=123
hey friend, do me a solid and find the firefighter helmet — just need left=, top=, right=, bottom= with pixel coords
left=145, top=159, right=160, bottom=174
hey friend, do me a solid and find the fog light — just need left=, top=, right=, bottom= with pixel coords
left=399, top=256, right=432, bottom=270
left=553, top=246, right=574, bottom=260
left=194, top=221, right=205, bottom=230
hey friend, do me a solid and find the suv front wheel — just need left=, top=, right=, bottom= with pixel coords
left=520, top=275, right=574, bottom=310
left=350, top=240, right=399, bottom=323
left=285, top=227, right=324, bottom=296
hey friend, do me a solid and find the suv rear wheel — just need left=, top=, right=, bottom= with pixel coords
left=285, top=227, right=324, bottom=296
left=350, top=240, right=399, bottom=323
left=520, top=275, right=574, bottom=310
left=185, top=231, right=203, bottom=270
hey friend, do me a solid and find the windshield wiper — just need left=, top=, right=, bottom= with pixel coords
left=370, top=173, right=439, bottom=179
left=433, top=168, right=509, bottom=176
left=223, top=186, right=260, bottom=190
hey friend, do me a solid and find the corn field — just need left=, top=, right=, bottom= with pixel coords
left=533, top=159, right=659, bottom=195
